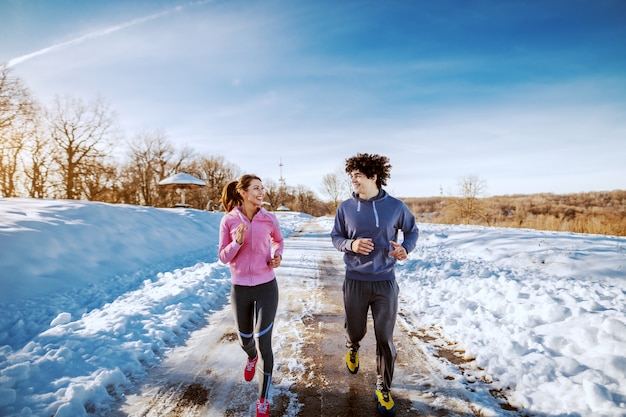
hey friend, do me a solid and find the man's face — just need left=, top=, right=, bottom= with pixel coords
left=349, top=170, right=377, bottom=196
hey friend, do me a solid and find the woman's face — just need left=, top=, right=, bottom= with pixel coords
left=241, top=179, right=265, bottom=207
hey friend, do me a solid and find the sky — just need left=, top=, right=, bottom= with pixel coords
left=1, top=0, right=625, bottom=198
left=0, top=198, right=625, bottom=416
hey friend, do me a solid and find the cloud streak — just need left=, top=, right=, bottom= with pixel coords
left=7, top=5, right=187, bottom=68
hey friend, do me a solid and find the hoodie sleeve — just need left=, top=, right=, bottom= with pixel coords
left=331, top=203, right=355, bottom=253
left=399, top=203, right=419, bottom=253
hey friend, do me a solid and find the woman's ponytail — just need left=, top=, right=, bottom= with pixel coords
left=221, top=180, right=242, bottom=212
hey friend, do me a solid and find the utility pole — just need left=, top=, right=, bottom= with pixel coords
left=278, top=158, right=286, bottom=189
left=278, top=158, right=286, bottom=206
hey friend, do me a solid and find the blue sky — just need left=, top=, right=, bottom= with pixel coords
left=2, top=0, right=625, bottom=197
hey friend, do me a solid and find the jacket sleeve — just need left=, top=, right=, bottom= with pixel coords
left=218, top=215, right=242, bottom=264
left=269, top=213, right=284, bottom=258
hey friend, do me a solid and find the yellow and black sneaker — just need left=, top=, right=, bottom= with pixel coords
left=345, top=349, right=359, bottom=374
left=374, top=389, right=396, bottom=416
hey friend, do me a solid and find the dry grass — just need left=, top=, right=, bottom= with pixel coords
left=403, top=189, right=626, bottom=236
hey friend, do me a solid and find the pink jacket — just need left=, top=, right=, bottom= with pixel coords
left=218, top=206, right=284, bottom=286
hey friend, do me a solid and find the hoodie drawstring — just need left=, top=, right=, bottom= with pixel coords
left=372, top=201, right=379, bottom=227
left=355, top=199, right=379, bottom=227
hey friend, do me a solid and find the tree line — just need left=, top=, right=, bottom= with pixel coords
left=0, top=66, right=334, bottom=215
left=3, top=65, right=623, bottom=235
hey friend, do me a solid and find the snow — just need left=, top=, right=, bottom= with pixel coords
left=1, top=197, right=625, bottom=417
left=158, top=173, right=206, bottom=187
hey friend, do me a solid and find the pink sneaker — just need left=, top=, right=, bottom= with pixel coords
left=256, top=398, right=270, bottom=417
left=244, top=356, right=258, bottom=381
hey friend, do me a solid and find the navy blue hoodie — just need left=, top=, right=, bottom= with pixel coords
left=331, top=189, right=419, bottom=281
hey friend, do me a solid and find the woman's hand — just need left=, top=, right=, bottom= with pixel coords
left=268, top=254, right=282, bottom=268
left=235, top=223, right=248, bottom=245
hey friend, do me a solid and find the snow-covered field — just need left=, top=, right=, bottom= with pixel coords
left=0, top=198, right=624, bottom=417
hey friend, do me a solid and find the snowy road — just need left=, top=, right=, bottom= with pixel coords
left=2, top=200, right=624, bottom=416
left=112, top=217, right=520, bottom=416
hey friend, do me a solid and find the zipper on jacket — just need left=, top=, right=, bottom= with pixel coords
left=235, top=210, right=254, bottom=284
left=248, top=217, right=253, bottom=284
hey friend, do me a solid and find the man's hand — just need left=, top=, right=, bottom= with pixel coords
left=389, top=241, right=407, bottom=261
left=351, top=238, right=374, bottom=255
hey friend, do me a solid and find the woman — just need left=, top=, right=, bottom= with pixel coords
left=218, top=174, right=283, bottom=417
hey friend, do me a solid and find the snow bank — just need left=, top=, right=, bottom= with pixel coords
left=396, top=223, right=626, bottom=416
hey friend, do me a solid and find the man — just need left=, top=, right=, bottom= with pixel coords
left=331, top=153, right=419, bottom=417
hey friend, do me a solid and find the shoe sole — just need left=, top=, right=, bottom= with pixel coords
left=374, top=392, right=396, bottom=416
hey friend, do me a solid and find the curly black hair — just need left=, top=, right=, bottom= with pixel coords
left=344, top=153, right=392, bottom=188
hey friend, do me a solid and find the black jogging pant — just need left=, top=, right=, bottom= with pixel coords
left=343, top=278, right=399, bottom=392
left=231, top=278, right=279, bottom=400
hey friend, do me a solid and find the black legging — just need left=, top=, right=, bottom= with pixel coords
left=231, top=278, right=279, bottom=399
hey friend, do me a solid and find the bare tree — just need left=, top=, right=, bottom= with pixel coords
left=0, top=66, right=35, bottom=131
left=0, top=124, right=25, bottom=197
left=121, top=130, right=194, bottom=207
left=293, top=184, right=328, bottom=215
left=321, top=172, right=341, bottom=212
left=45, top=95, right=119, bottom=200
left=82, top=158, right=120, bottom=202
left=23, top=132, right=53, bottom=198
left=262, top=178, right=281, bottom=210
left=321, top=167, right=352, bottom=213
left=124, top=130, right=175, bottom=206
left=189, top=155, right=241, bottom=210
left=0, top=66, right=38, bottom=197
left=452, top=174, right=488, bottom=225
